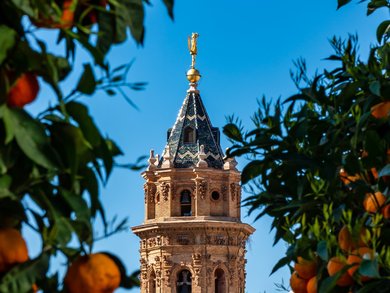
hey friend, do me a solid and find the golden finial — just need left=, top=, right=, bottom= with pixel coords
left=186, top=32, right=201, bottom=84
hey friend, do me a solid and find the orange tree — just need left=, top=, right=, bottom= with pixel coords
left=224, top=1, right=390, bottom=292
left=0, top=0, right=173, bottom=292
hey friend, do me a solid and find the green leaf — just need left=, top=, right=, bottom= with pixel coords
left=60, top=189, right=90, bottom=221
left=358, top=259, right=380, bottom=278
left=376, top=20, right=390, bottom=43
left=316, top=240, right=328, bottom=261
left=223, top=123, right=243, bottom=142
left=114, top=3, right=128, bottom=44
left=49, top=217, right=73, bottom=245
left=66, top=102, right=101, bottom=147
left=97, top=10, right=115, bottom=54
left=378, top=164, right=390, bottom=177
left=2, top=104, right=15, bottom=144
left=161, top=0, right=174, bottom=19
left=7, top=108, right=60, bottom=169
left=0, top=253, right=49, bottom=293
left=369, top=80, right=381, bottom=96
left=337, top=0, right=352, bottom=9
left=82, top=168, right=99, bottom=218
left=71, top=219, right=93, bottom=245
left=269, top=256, right=290, bottom=275
left=76, top=63, right=96, bottom=95
left=126, top=0, right=145, bottom=44
left=10, top=0, right=34, bottom=16
left=50, top=122, right=91, bottom=179
left=357, top=280, right=390, bottom=293
left=241, top=160, right=262, bottom=184
left=0, top=25, right=17, bottom=65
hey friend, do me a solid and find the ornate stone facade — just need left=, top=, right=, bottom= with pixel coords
left=132, top=69, right=254, bottom=293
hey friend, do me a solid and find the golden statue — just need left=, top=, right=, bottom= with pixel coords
left=186, top=32, right=201, bottom=84
left=188, top=32, right=199, bottom=68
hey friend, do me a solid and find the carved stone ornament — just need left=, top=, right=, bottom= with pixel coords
left=194, top=267, right=202, bottom=286
left=221, top=184, right=228, bottom=201
left=192, top=253, right=202, bottom=266
left=149, top=184, right=157, bottom=203
left=143, top=184, right=148, bottom=203
left=230, top=182, right=237, bottom=201
left=198, top=180, right=208, bottom=199
left=161, top=182, right=170, bottom=201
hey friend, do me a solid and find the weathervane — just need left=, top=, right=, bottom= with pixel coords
left=186, top=32, right=201, bottom=85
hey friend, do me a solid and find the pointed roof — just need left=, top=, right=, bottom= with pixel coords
left=160, top=89, right=224, bottom=169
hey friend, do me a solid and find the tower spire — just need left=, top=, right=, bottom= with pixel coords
left=186, top=32, right=201, bottom=87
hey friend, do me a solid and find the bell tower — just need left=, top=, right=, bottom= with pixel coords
left=132, top=33, right=254, bottom=293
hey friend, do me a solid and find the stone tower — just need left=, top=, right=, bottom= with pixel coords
left=132, top=33, right=254, bottom=293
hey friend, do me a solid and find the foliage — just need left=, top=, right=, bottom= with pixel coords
left=224, top=1, right=390, bottom=292
left=0, top=0, right=173, bottom=292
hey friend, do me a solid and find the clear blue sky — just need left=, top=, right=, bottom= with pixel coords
left=26, top=1, right=387, bottom=292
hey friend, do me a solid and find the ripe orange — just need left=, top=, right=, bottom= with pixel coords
left=32, top=0, right=78, bottom=29
left=307, top=276, right=317, bottom=293
left=382, top=204, right=390, bottom=219
left=363, top=192, right=386, bottom=213
left=290, top=271, right=308, bottom=293
left=338, top=225, right=367, bottom=252
left=327, top=256, right=354, bottom=287
left=0, top=228, right=29, bottom=273
left=294, top=256, right=317, bottom=280
left=339, top=168, right=361, bottom=185
left=7, top=73, right=39, bottom=108
left=371, top=101, right=390, bottom=119
left=64, top=253, right=121, bottom=293
left=347, top=247, right=375, bottom=281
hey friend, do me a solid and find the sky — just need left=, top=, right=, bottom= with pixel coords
left=25, top=1, right=388, bottom=292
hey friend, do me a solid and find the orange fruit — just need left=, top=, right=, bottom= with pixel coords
left=32, top=0, right=77, bottom=29
left=339, top=168, right=361, bottom=185
left=307, top=276, right=317, bottom=293
left=7, top=73, right=39, bottom=108
left=363, top=192, right=386, bottom=213
left=327, top=256, right=354, bottom=287
left=64, top=253, right=121, bottom=293
left=370, top=168, right=378, bottom=180
left=294, top=256, right=317, bottom=280
left=371, top=101, right=390, bottom=119
left=338, top=225, right=367, bottom=252
left=290, top=271, right=308, bottom=293
left=347, top=247, right=375, bottom=281
left=382, top=204, right=390, bottom=219
left=0, top=228, right=29, bottom=273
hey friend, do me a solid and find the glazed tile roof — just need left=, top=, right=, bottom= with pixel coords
left=160, top=91, right=224, bottom=169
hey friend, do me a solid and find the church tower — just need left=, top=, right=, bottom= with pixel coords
left=132, top=33, right=254, bottom=293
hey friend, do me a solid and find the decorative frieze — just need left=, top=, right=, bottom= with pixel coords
left=160, top=182, right=170, bottom=201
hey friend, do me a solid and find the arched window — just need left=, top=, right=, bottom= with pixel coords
left=149, top=270, right=156, bottom=293
left=180, top=190, right=192, bottom=216
left=214, top=268, right=226, bottom=293
left=177, top=269, right=192, bottom=293
left=183, top=127, right=195, bottom=143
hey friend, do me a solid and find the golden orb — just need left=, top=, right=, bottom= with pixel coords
left=186, top=68, right=201, bottom=83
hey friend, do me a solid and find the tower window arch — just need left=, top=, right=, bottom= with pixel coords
left=177, top=269, right=192, bottom=293
left=214, top=268, right=226, bottom=293
left=183, top=127, right=195, bottom=143
left=180, top=190, right=192, bottom=216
